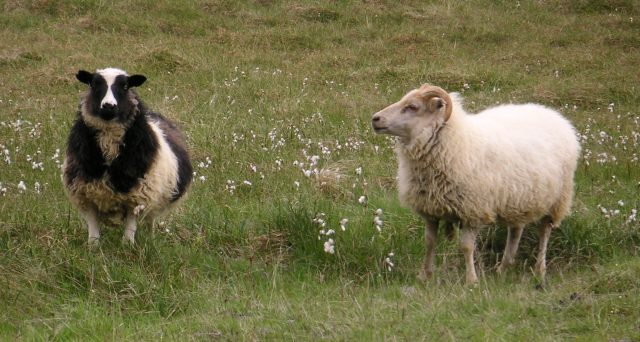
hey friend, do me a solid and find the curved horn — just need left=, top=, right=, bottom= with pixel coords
left=419, top=84, right=453, bottom=122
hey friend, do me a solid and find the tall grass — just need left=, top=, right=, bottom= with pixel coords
left=1, top=0, right=639, bottom=339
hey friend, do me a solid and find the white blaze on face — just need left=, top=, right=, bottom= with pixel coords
left=96, top=68, right=127, bottom=108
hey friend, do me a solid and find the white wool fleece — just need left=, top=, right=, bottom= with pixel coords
left=396, top=96, right=581, bottom=228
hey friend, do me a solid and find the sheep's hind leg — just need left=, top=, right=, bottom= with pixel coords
left=497, top=224, right=524, bottom=274
left=460, top=226, right=479, bottom=284
left=418, top=219, right=439, bottom=281
left=123, top=213, right=137, bottom=244
left=80, top=209, right=100, bottom=246
left=535, top=221, right=553, bottom=282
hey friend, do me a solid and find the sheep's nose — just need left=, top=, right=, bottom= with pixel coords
left=102, top=103, right=115, bottom=110
left=372, top=115, right=381, bottom=123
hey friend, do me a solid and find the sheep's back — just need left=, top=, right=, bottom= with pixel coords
left=470, top=104, right=580, bottom=174
left=458, top=104, right=579, bottom=224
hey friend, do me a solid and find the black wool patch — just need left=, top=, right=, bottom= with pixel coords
left=108, top=112, right=159, bottom=193
left=64, top=115, right=107, bottom=183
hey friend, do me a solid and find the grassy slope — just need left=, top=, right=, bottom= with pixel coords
left=1, top=0, right=639, bottom=340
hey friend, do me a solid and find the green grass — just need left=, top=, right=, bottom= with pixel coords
left=1, top=0, right=639, bottom=340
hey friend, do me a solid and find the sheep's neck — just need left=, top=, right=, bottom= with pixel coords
left=401, top=123, right=445, bottom=161
left=80, top=98, right=140, bottom=163
left=396, top=126, right=464, bottom=219
left=96, top=127, right=126, bottom=162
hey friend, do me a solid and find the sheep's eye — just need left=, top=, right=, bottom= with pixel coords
left=403, top=104, right=418, bottom=112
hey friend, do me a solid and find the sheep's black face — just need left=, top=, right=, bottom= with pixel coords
left=76, top=68, right=146, bottom=122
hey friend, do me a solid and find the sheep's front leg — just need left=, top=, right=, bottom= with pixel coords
left=80, top=209, right=100, bottom=246
left=497, top=224, right=524, bottom=274
left=460, top=227, right=479, bottom=284
left=123, top=213, right=137, bottom=244
left=418, top=219, right=439, bottom=281
left=535, top=222, right=553, bottom=281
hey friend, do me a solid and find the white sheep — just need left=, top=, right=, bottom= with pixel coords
left=372, top=84, right=580, bottom=284
left=63, top=68, right=193, bottom=245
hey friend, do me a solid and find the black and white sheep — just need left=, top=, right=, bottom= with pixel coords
left=63, top=68, right=192, bottom=244
left=372, top=84, right=580, bottom=284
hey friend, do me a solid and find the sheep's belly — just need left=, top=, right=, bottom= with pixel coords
left=402, top=190, right=451, bottom=217
left=66, top=175, right=173, bottom=221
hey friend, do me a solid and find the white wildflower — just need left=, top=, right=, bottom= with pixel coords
left=51, top=148, right=60, bottom=161
left=358, top=195, right=366, bottom=204
left=313, top=216, right=326, bottom=228
left=340, top=218, right=348, bottom=231
left=3, top=148, right=10, bottom=164
left=225, top=180, right=237, bottom=194
left=627, top=209, right=637, bottom=223
left=17, top=181, right=26, bottom=193
left=309, top=155, right=320, bottom=166
left=384, top=252, right=395, bottom=271
left=374, top=217, right=383, bottom=231
left=323, top=239, right=335, bottom=254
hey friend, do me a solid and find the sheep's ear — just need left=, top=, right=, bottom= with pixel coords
left=127, top=75, right=147, bottom=88
left=426, top=97, right=446, bottom=113
left=76, top=70, right=93, bottom=85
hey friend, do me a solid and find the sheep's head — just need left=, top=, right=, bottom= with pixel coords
left=372, top=84, right=452, bottom=142
left=76, top=68, right=146, bottom=122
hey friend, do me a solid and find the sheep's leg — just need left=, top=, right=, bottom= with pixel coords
left=535, top=222, right=553, bottom=281
left=497, top=224, right=524, bottom=274
left=418, top=219, right=439, bottom=281
left=123, top=213, right=137, bottom=244
left=460, top=227, right=479, bottom=284
left=80, top=209, right=100, bottom=246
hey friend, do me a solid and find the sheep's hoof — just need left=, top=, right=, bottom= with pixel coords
left=417, top=269, right=433, bottom=282
left=122, top=236, right=135, bottom=246
left=465, top=281, right=480, bottom=290
left=87, top=238, right=100, bottom=249
left=533, top=278, right=547, bottom=290
left=496, top=264, right=508, bottom=275
left=533, top=274, right=547, bottom=290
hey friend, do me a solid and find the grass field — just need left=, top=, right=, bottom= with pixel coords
left=1, top=0, right=639, bottom=340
